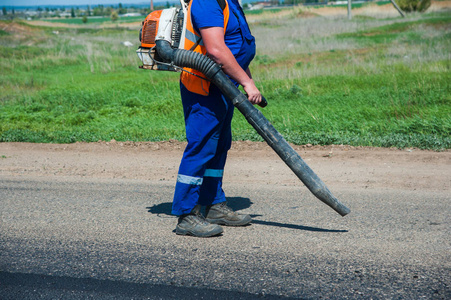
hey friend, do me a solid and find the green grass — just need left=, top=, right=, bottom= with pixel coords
left=42, top=15, right=145, bottom=25
left=252, top=71, right=450, bottom=149
left=1, top=9, right=450, bottom=150
left=244, top=8, right=283, bottom=15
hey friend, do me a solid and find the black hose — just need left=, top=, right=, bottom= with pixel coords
left=156, top=40, right=350, bottom=216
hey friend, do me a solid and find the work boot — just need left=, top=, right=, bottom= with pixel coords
left=206, top=201, right=252, bottom=226
left=176, top=205, right=223, bottom=237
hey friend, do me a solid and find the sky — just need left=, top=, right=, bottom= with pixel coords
left=1, top=1, right=153, bottom=7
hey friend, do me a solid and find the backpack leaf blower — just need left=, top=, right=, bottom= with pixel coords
left=136, top=0, right=350, bottom=217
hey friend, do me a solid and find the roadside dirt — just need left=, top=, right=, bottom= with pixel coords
left=0, top=141, right=449, bottom=193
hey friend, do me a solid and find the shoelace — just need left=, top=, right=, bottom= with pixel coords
left=217, top=202, right=234, bottom=214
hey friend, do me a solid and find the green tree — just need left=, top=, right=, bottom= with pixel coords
left=87, top=5, right=91, bottom=16
left=105, top=6, right=113, bottom=16
left=93, top=5, right=104, bottom=16
left=71, top=7, right=75, bottom=18
left=284, top=0, right=303, bottom=5
left=118, top=3, right=127, bottom=14
left=111, top=10, right=119, bottom=22
left=2, top=7, right=6, bottom=16
left=82, top=15, right=88, bottom=23
left=395, top=0, right=431, bottom=12
left=140, top=8, right=150, bottom=15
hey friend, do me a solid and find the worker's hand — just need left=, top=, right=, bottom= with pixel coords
left=243, top=80, right=262, bottom=105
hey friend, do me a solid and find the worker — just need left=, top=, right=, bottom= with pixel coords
left=172, top=0, right=262, bottom=237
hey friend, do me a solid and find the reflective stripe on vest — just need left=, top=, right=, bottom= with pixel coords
left=181, top=0, right=230, bottom=96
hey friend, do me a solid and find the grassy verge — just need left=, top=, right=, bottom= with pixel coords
left=41, top=16, right=144, bottom=25
left=1, top=9, right=450, bottom=150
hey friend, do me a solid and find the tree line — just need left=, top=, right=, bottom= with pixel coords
left=1, top=3, right=152, bottom=19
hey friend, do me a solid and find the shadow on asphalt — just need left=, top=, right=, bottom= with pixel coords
left=146, top=197, right=252, bottom=216
left=0, top=271, right=298, bottom=300
left=147, top=198, right=347, bottom=233
left=250, top=219, right=348, bottom=233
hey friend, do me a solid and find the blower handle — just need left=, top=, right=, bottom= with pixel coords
left=259, top=95, right=268, bottom=108
left=245, top=94, right=268, bottom=108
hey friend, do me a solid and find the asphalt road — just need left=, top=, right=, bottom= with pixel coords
left=1, top=176, right=449, bottom=299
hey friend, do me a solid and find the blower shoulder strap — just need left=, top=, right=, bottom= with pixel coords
left=217, top=0, right=226, bottom=10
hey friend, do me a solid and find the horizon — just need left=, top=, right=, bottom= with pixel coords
left=1, top=1, right=160, bottom=7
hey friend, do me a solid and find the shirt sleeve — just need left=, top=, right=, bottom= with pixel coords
left=191, top=0, right=224, bottom=32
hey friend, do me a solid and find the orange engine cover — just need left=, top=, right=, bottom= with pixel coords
left=141, top=10, right=163, bottom=48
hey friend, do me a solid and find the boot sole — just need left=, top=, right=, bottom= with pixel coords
left=175, top=226, right=223, bottom=237
left=206, top=216, right=252, bottom=227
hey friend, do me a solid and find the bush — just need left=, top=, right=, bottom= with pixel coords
left=396, top=0, right=431, bottom=13
left=111, top=11, right=118, bottom=22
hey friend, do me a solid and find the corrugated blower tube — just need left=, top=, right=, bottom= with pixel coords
left=156, top=40, right=350, bottom=216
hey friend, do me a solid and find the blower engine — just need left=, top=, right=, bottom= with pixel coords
left=136, top=0, right=188, bottom=71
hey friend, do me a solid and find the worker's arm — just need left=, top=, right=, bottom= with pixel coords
left=199, top=26, right=262, bottom=105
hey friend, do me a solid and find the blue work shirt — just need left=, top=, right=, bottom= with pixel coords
left=190, top=0, right=256, bottom=74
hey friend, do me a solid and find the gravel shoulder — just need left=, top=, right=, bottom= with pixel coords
left=0, top=141, right=449, bottom=193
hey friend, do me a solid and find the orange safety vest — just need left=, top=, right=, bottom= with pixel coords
left=181, top=0, right=230, bottom=96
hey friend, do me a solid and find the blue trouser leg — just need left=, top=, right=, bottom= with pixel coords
left=172, top=84, right=234, bottom=216
left=198, top=96, right=234, bottom=207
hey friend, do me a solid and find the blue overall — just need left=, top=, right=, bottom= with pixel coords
left=172, top=0, right=256, bottom=216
